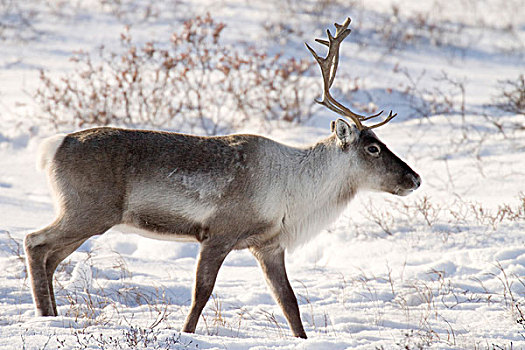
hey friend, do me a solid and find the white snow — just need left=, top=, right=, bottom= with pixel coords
left=1, top=0, right=524, bottom=349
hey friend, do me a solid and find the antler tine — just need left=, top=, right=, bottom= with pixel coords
left=367, top=110, right=398, bottom=129
left=360, top=110, right=384, bottom=121
left=334, top=17, right=351, bottom=31
left=315, top=39, right=330, bottom=47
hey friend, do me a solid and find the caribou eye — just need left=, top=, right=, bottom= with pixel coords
left=366, top=145, right=380, bottom=155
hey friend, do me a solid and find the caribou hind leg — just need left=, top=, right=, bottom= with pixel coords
left=25, top=215, right=113, bottom=316
left=44, top=237, right=92, bottom=315
left=25, top=223, right=57, bottom=317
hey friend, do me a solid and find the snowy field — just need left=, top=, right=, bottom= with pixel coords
left=1, top=0, right=525, bottom=349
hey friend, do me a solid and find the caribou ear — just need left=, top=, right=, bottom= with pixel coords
left=334, top=118, right=359, bottom=148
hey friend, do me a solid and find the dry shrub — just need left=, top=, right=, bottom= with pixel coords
left=36, top=14, right=315, bottom=134
left=0, top=0, right=42, bottom=41
left=492, top=74, right=525, bottom=117
left=378, top=3, right=468, bottom=53
left=394, top=66, right=467, bottom=120
left=98, top=0, right=171, bottom=23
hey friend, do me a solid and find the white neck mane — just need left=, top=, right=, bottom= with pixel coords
left=277, top=136, right=360, bottom=250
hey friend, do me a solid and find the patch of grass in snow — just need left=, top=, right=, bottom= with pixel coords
left=357, top=193, right=525, bottom=239
left=55, top=326, right=193, bottom=350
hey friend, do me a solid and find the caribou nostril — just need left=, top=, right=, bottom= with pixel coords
left=412, top=174, right=421, bottom=189
left=406, top=173, right=421, bottom=190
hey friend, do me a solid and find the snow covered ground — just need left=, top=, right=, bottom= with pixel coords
left=1, top=0, right=524, bottom=349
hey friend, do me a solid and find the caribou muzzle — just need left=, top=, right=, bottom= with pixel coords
left=394, top=172, right=422, bottom=196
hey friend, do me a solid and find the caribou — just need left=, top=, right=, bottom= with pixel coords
left=25, top=18, right=420, bottom=338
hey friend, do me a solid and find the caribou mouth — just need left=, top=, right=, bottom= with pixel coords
left=395, top=188, right=414, bottom=196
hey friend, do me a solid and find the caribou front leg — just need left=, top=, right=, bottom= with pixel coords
left=251, top=245, right=307, bottom=338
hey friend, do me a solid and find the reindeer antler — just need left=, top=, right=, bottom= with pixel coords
left=306, top=18, right=397, bottom=130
